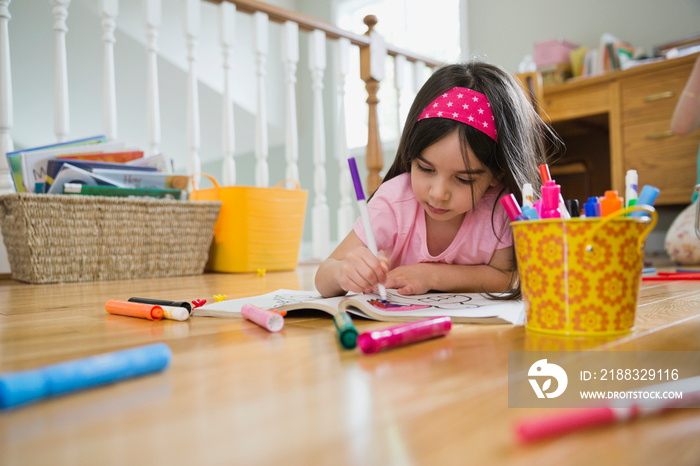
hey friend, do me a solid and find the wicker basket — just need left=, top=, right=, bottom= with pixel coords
left=0, top=193, right=222, bottom=284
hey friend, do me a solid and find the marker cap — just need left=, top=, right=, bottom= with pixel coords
left=160, top=305, right=190, bottom=321
left=347, top=157, right=366, bottom=201
left=500, top=193, right=524, bottom=222
left=333, top=312, right=358, bottom=349
left=565, top=199, right=580, bottom=218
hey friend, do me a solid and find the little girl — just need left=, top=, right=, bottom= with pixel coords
left=315, top=61, right=557, bottom=298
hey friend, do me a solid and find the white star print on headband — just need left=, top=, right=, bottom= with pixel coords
left=417, top=87, right=497, bottom=142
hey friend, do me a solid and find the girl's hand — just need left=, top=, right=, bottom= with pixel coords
left=383, top=264, right=432, bottom=295
left=337, top=247, right=390, bottom=294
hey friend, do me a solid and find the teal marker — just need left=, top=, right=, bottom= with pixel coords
left=333, top=312, right=358, bottom=349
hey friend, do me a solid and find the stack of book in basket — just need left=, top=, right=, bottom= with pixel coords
left=0, top=135, right=221, bottom=283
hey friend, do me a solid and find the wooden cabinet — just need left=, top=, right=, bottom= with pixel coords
left=619, top=61, right=699, bottom=204
left=542, top=53, right=700, bottom=205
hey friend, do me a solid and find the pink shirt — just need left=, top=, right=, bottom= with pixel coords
left=354, top=172, right=513, bottom=269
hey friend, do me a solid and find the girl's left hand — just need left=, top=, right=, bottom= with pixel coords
left=382, top=264, right=432, bottom=295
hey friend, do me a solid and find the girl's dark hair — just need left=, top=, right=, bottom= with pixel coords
left=384, top=61, right=561, bottom=298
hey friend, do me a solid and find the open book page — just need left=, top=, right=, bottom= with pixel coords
left=194, top=289, right=524, bottom=325
left=193, top=290, right=345, bottom=318
left=340, top=290, right=524, bottom=324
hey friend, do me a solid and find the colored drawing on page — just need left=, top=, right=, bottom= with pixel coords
left=368, top=299, right=431, bottom=311
left=381, top=291, right=482, bottom=310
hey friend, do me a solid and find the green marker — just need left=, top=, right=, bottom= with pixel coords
left=333, top=312, right=358, bottom=350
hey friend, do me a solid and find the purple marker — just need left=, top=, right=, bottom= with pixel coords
left=348, top=157, right=387, bottom=301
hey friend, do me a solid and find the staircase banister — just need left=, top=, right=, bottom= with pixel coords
left=204, top=0, right=441, bottom=67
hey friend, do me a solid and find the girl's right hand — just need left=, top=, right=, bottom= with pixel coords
left=337, top=247, right=390, bottom=294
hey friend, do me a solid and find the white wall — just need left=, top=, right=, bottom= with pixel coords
left=7, top=0, right=299, bottom=174
left=465, top=0, right=700, bottom=73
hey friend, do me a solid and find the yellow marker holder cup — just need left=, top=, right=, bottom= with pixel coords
left=511, top=205, right=657, bottom=336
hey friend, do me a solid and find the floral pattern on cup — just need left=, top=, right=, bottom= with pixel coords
left=512, top=218, right=649, bottom=336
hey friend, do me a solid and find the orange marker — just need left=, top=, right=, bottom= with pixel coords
left=600, top=190, right=622, bottom=217
left=105, top=300, right=164, bottom=321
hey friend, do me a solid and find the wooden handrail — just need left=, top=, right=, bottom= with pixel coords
left=204, top=0, right=441, bottom=67
left=203, top=0, right=443, bottom=196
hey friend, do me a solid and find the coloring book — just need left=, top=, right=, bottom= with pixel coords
left=193, top=289, right=525, bottom=325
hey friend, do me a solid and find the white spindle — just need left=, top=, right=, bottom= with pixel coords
left=51, top=0, right=70, bottom=142
left=309, top=29, right=329, bottom=259
left=184, top=0, right=201, bottom=188
left=336, top=37, right=353, bottom=239
left=144, top=0, right=161, bottom=158
left=101, top=0, right=118, bottom=141
left=282, top=21, right=298, bottom=189
left=0, top=0, right=14, bottom=193
left=394, top=54, right=406, bottom=138
left=253, top=11, right=269, bottom=187
left=413, top=60, right=426, bottom=96
left=219, top=1, right=235, bottom=185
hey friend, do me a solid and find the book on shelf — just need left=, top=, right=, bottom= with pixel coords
left=44, top=158, right=158, bottom=193
left=653, top=33, right=700, bottom=57
left=63, top=183, right=187, bottom=200
left=194, top=289, right=525, bottom=325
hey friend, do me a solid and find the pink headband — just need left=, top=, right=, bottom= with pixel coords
left=418, top=87, right=497, bottom=142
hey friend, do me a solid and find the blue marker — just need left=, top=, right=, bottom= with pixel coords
left=521, top=205, right=540, bottom=220
left=583, top=197, right=600, bottom=218
left=630, top=185, right=660, bottom=218
left=0, top=343, right=172, bottom=409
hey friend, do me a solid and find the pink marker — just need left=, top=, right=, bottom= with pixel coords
left=514, top=375, right=700, bottom=444
left=500, top=194, right=527, bottom=221
left=241, top=304, right=284, bottom=332
left=540, top=180, right=561, bottom=219
left=357, top=316, right=452, bottom=354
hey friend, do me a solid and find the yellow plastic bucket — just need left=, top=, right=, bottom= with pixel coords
left=512, top=206, right=657, bottom=336
left=190, top=174, right=307, bottom=273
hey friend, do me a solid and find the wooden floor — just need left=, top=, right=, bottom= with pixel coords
left=1, top=264, right=699, bottom=465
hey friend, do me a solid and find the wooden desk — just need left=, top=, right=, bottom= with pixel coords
left=1, top=267, right=699, bottom=464
left=542, top=53, right=700, bottom=205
